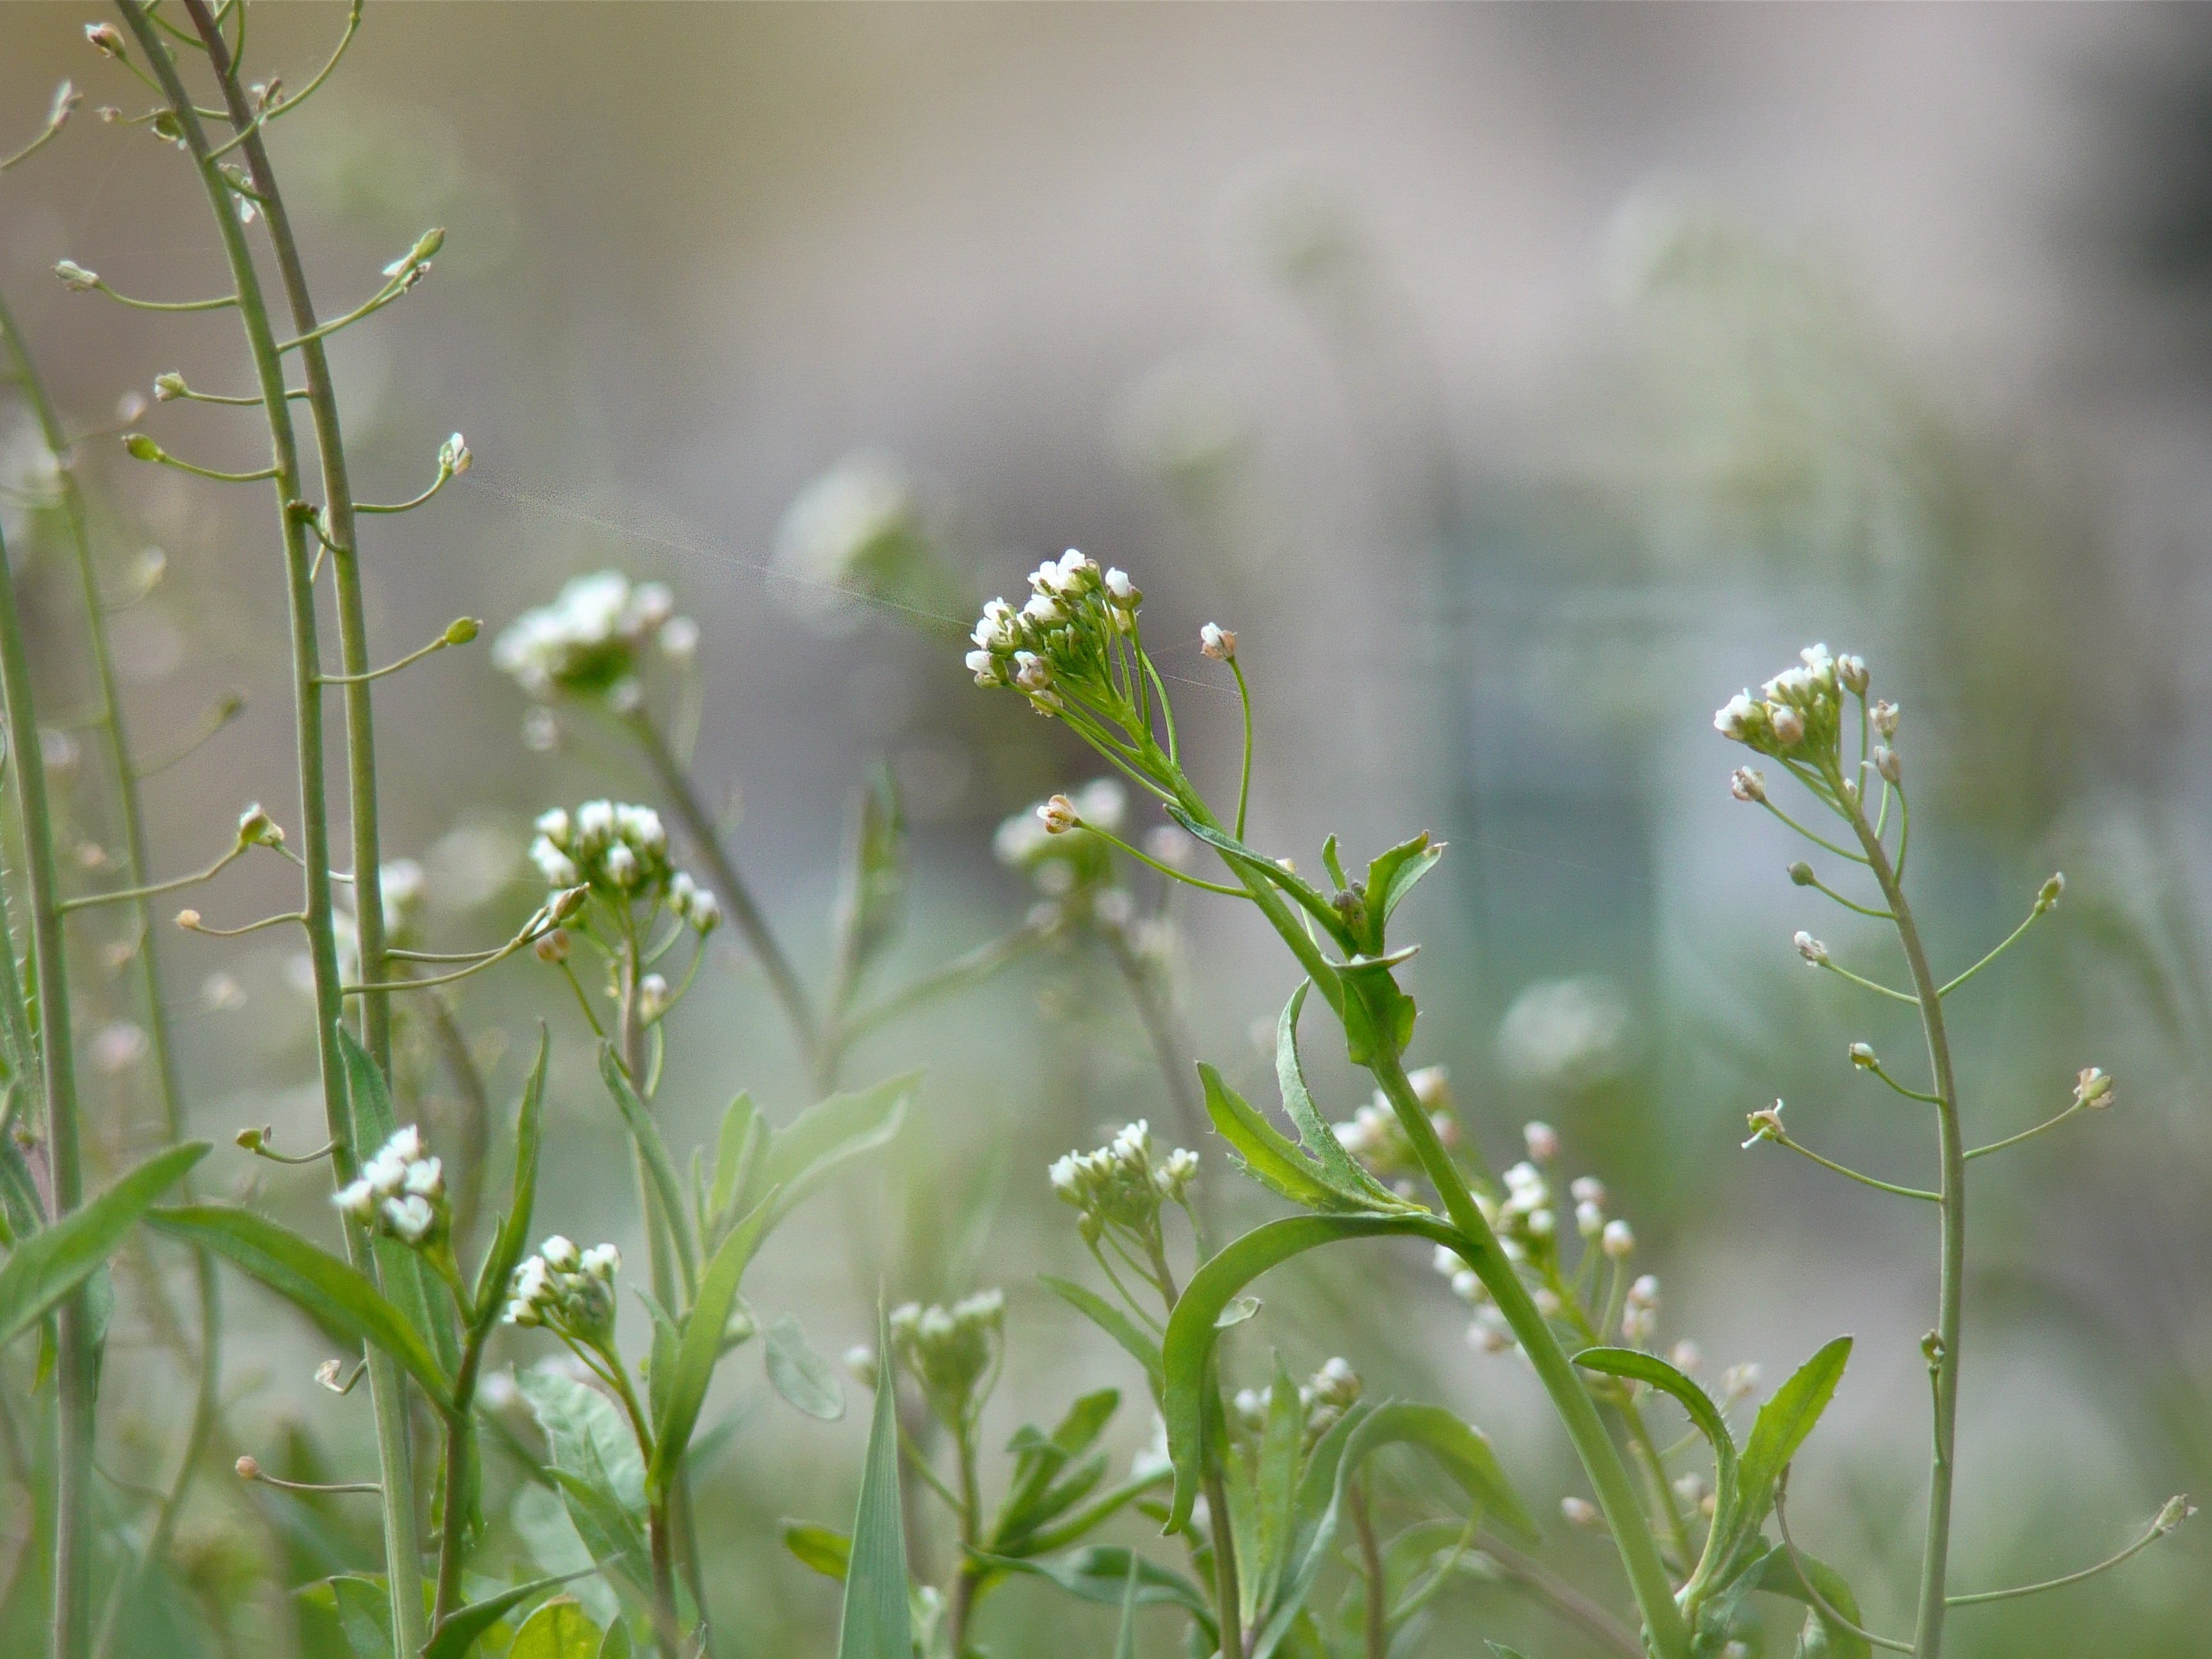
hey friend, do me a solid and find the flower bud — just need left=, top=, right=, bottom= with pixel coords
left=1729, top=767, right=1766, bottom=803
left=1522, top=1120, right=1560, bottom=1163
left=1560, top=1496, right=1603, bottom=1530
left=2073, top=1066, right=2115, bottom=1110
left=1601, top=1219, right=1635, bottom=1258
left=1743, top=1102, right=1786, bottom=1147
left=153, top=371, right=188, bottom=403
left=175, top=909, right=201, bottom=931
left=235, top=1126, right=269, bottom=1151
left=1199, top=622, right=1237, bottom=662
left=234, top=1455, right=261, bottom=1482
left=1873, top=744, right=1901, bottom=783
left=2154, top=1495, right=2195, bottom=1534
left=1794, top=931, right=1827, bottom=965
left=637, top=973, right=672, bottom=1025
left=1787, top=862, right=1816, bottom=887
left=1848, top=1041, right=1878, bottom=1070
left=1768, top=705, right=1805, bottom=746
left=314, top=1359, right=348, bottom=1392
left=236, top=803, right=284, bottom=848
left=443, top=616, right=481, bottom=646
left=1670, top=1339, right=1703, bottom=1372
left=1038, top=794, right=1078, bottom=835
left=2036, top=872, right=2065, bottom=913
left=123, top=432, right=161, bottom=462
left=439, top=433, right=472, bottom=476
left=1836, top=654, right=1869, bottom=695
left=1871, top=700, right=1900, bottom=737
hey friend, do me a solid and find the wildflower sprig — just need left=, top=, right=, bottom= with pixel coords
left=493, top=570, right=693, bottom=703
left=1717, top=643, right=2179, bottom=1656
left=1051, top=1119, right=1200, bottom=1308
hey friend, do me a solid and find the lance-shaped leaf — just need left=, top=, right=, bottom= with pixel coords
left=1199, top=1063, right=1404, bottom=1215
left=338, top=1023, right=459, bottom=1374
left=422, top=1574, right=575, bottom=1659
left=1756, top=1543, right=1874, bottom=1659
left=765, top=1311, right=845, bottom=1420
left=1730, top=1336, right=1853, bottom=1558
left=830, top=765, right=906, bottom=989
left=1365, top=832, right=1443, bottom=930
left=598, top=1045, right=699, bottom=1295
left=751, top=1070, right=919, bottom=1229
left=837, top=1305, right=911, bottom=1659
left=505, top=1595, right=604, bottom=1659
left=1576, top=1343, right=1740, bottom=1577
left=1039, top=1275, right=1161, bottom=1395
left=997, top=1389, right=1119, bottom=1544
left=0, top=1141, right=207, bottom=1349
left=472, top=1027, right=550, bottom=1331
left=1161, top=1212, right=1455, bottom=1532
left=782, top=1521, right=852, bottom=1581
left=1275, top=982, right=1403, bottom=1207
left=705, top=1093, right=764, bottom=1246
left=646, top=1189, right=780, bottom=1498
left=148, top=1203, right=449, bottom=1406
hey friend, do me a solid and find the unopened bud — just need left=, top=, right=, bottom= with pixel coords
left=123, top=433, right=161, bottom=462
left=53, top=260, right=98, bottom=293
left=1743, top=1102, right=1786, bottom=1148
left=2036, top=872, right=2065, bottom=913
left=234, top=1126, right=267, bottom=1151
left=2154, top=1495, right=2195, bottom=1534
left=1873, top=744, right=1901, bottom=784
left=1787, top=862, right=1816, bottom=888
left=1600, top=1219, right=1635, bottom=1259
left=1729, top=767, right=1766, bottom=803
left=236, top=803, right=284, bottom=847
left=1794, top=931, right=1827, bottom=965
left=175, top=909, right=201, bottom=931
left=439, top=433, right=472, bottom=475
left=1871, top=700, right=1900, bottom=738
left=1837, top=654, right=1869, bottom=695
left=548, top=885, right=589, bottom=924
left=2073, top=1066, right=2115, bottom=1110
left=844, top=1345, right=879, bottom=1391
left=84, top=22, right=125, bottom=55
left=1199, top=622, right=1237, bottom=662
left=1560, top=1496, right=1604, bottom=1530
left=234, top=1455, right=261, bottom=1482
left=1522, top=1121, right=1560, bottom=1163
left=1768, top=705, right=1805, bottom=746
left=1848, top=1041, right=1878, bottom=1070
left=443, top=616, right=481, bottom=646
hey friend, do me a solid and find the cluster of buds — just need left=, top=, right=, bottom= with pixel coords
left=1493, top=1160, right=1558, bottom=1254
left=492, top=570, right=696, bottom=700
left=1621, top=1273, right=1662, bottom=1346
left=1713, top=644, right=1869, bottom=767
left=529, top=801, right=717, bottom=931
left=993, top=777, right=1126, bottom=900
left=1230, top=1357, right=1362, bottom=1450
left=1049, top=1121, right=1199, bottom=1245
left=332, top=1126, right=445, bottom=1247
left=966, top=549, right=1141, bottom=710
left=1331, top=1066, right=1460, bottom=1187
left=502, top=1235, right=621, bottom=1342
left=886, top=1290, right=1005, bottom=1427
left=1569, top=1174, right=1637, bottom=1259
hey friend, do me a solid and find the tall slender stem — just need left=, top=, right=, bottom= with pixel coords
left=0, top=529, right=92, bottom=1659
left=112, top=12, right=426, bottom=1651
left=180, top=0, right=394, bottom=1075
left=629, top=711, right=820, bottom=1065
left=1836, top=771, right=1962, bottom=1659
left=1171, top=779, right=1694, bottom=1659
left=0, top=289, right=226, bottom=1630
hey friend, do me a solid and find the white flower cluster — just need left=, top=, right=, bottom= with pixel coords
left=888, top=1289, right=1005, bottom=1421
left=1230, top=1356, right=1363, bottom=1448
left=529, top=801, right=717, bottom=931
left=1049, top=1120, right=1198, bottom=1242
left=503, top=1235, right=621, bottom=1339
left=1713, top=643, right=1875, bottom=765
left=1331, top=1066, right=1458, bottom=1184
left=333, top=1126, right=445, bottom=1246
left=966, top=549, right=1141, bottom=706
left=493, top=571, right=694, bottom=700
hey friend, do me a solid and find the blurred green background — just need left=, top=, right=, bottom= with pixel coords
left=2, top=3, right=2209, bottom=1655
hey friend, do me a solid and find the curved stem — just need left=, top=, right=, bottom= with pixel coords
left=1773, top=1467, right=1915, bottom=1653
left=1228, top=658, right=1254, bottom=841
left=1964, top=1102, right=2084, bottom=1163
left=1834, top=766, right=1962, bottom=1659
left=1945, top=1502, right=2188, bottom=1606
left=1817, top=959, right=1920, bottom=1006
left=116, top=11, right=426, bottom=1650
left=1937, top=904, right=2047, bottom=1000
left=0, top=526, right=92, bottom=1659
left=1764, top=1132, right=1939, bottom=1203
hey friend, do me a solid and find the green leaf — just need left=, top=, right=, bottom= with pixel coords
left=504, top=1595, right=604, bottom=1659
left=831, top=764, right=907, bottom=987
left=1199, top=1062, right=1400, bottom=1215
left=972, top=1547, right=1215, bottom=1633
left=473, top=1028, right=550, bottom=1331
left=837, top=1306, right=911, bottom=1659
left=423, top=1576, right=572, bottom=1659
left=1166, top=808, right=1358, bottom=954
left=1249, top=1353, right=1306, bottom=1611
left=597, top=1619, right=632, bottom=1659
left=1732, top=1336, right=1853, bottom=1553
left=1161, top=1212, right=1454, bottom=1532
left=647, top=1190, right=780, bottom=1498
left=1575, top=1345, right=1738, bottom=1546
left=597, top=1045, right=699, bottom=1294
left=0, top=1142, right=207, bottom=1349
left=706, top=1093, right=763, bottom=1242
left=1486, top=1646, right=1530, bottom=1659
left=147, top=1203, right=449, bottom=1406
left=1112, top=1551, right=1142, bottom=1659
left=1365, top=833, right=1443, bottom=929
left=1000, top=1388, right=1119, bottom=1539
left=1039, top=1274, right=1162, bottom=1395
left=301, top=1573, right=394, bottom=1659
left=517, top=1367, right=648, bottom=1589
left=1757, top=1544, right=1874, bottom=1659
left=754, top=1071, right=918, bottom=1228
left=765, top=1311, right=846, bottom=1420
left=338, top=1023, right=459, bottom=1375
left=1274, top=982, right=1404, bottom=1207
left=782, top=1520, right=851, bottom=1581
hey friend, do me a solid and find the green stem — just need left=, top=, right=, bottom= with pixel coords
left=0, top=286, right=225, bottom=1644
left=0, top=524, right=92, bottom=1659
left=183, top=0, right=396, bottom=1078
left=1228, top=658, right=1254, bottom=841
left=1834, top=767, right=1962, bottom=1659
left=1350, top=1473, right=1386, bottom=1659
left=1768, top=1133, right=1939, bottom=1203
left=114, top=10, right=426, bottom=1651
left=1963, top=1103, right=2083, bottom=1163
left=1936, top=904, right=2046, bottom=1000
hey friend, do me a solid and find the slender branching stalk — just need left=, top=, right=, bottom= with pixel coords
left=108, top=9, right=427, bottom=1648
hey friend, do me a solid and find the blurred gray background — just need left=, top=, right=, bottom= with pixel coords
left=4, top=4, right=2210, bottom=1655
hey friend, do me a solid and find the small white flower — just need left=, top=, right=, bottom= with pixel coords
left=382, top=1194, right=435, bottom=1243
left=1713, top=692, right=1757, bottom=741
left=1601, top=1219, right=1636, bottom=1259
left=541, top=1235, right=581, bottom=1272
left=1768, top=703, right=1805, bottom=746
left=1038, top=794, right=1078, bottom=835
left=602, top=843, right=639, bottom=887
left=580, top=1242, right=621, bottom=1279
left=530, top=837, right=579, bottom=887
left=1522, top=1121, right=1560, bottom=1163
left=1871, top=700, right=1900, bottom=737
left=1199, top=621, right=1237, bottom=662
left=576, top=799, right=616, bottom=843
left=402, top=1157, right=444, bottom=1199
left=333, top=1180, right=377, bottom=1222
left=637, top=973, right=672, bottom=1025
left=1795, top=931, right=1828, bottom=966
